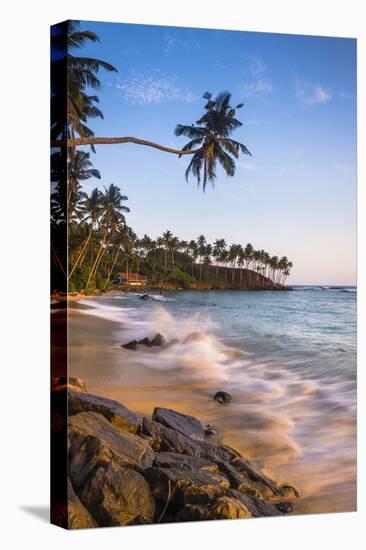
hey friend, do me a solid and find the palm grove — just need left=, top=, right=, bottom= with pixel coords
left=51, top=21, right=293, bottom=292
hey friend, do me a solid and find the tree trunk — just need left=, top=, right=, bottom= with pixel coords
left=52, top=136, right=203, bottom=155
left=68, top=226, right=93, bottom=280
left=104, top=247, right=121, bottom=289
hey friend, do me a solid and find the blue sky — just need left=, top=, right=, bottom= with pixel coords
left=75, top=21, right=356, bottom=285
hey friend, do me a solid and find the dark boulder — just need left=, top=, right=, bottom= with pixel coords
left=207, top=495, right=252, bottom=520
left=153, top=452, right=218, bottom=473
left=141, top=417, right=232, bottom=463
left=215, top=460, right=262, bottom=499
left=68, top=391, right=140, bottom=433
left=138, top=337, right=151, bottom=347
left=225, top=489, right=282, bottom=517
left=153, top=407, right=205, bottom=441
left=144, top=465, right=230, bottom=510
left=67, top=478, right=98, bottom=529
left=214, top=391, right=232, bottom=404
left=204, top=424, right=217, bottom=437
left=122, top=340, right=138, bottom=350
left=79, top=462, right=155, bottom=526
left=231, top=457, right=281, bottom=497
left=139, top=294, right=150, bottom=301
left=274, top=501, right=294, bottom=514
left=150, top=333, right=165, bottom=347
left=68, top=412, right=154, bottom=488
left=164, top=338, right=179, bottom=348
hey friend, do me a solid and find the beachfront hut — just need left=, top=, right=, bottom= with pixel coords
left=113, top=272, right=147, bottom=287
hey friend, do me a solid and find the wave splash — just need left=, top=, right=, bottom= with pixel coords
left=79, top=297, right=357, bottom=513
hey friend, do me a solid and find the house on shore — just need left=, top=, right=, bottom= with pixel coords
left=112, top=272, right=147, bottom=287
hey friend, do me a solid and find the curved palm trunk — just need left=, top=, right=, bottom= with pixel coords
left=52, top=136, right=203, bottom=156
left=104, top=247, right=121, bottom=289
left=85, top=229, right=109, bottom=288
left=68, top=225, right=93, bottom=280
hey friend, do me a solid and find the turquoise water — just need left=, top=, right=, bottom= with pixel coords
left=80, top=286, right=357, bottom=512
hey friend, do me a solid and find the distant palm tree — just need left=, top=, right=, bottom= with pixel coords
left=175, top=92, right=251, bottom=190
left=86, top=184, right=130, bottom=288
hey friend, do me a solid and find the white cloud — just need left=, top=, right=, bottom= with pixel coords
left=335, top=163, right=352, bottom=171
left=238, top=55, right=272, bottom=99
left=163, top=34, right=176, bottom=55
left=116, top=69, right=197, bottom=105
left=296, top=81, right=332, bottom=105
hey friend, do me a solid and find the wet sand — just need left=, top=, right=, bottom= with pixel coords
left=66, top=305, right=357, bottom=515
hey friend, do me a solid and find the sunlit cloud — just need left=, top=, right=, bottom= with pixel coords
left=296, top=81, right=332, bottom=104
left=116, top=69, right=197, bottom=104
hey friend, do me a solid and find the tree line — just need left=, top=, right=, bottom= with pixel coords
left=50, top=21, right=293, bottom=292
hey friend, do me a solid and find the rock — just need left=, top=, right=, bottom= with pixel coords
left=279, top=484, right=301, bottom=499
left=138, top=337, right=151, bottom=346
left=231, top=457, right=281, bottom=497
left=68, top=412, right=154, bottom=488
left=153, top=407, right=205, bottom=441
left=208, top=495, right=252, bottom=520
left=79, top=462, right=155, bottom=526
left=204, top=424, right=217, bottom=437
left=183, top=332, right=207, bottom=344
left=150, top=333, right=165, bottom=347
left=139, top=294, right=150, bottom=301
left=122, top=340, right=138, bottom=350
left=67, top=478, right=98, bottom=529
left=214, top=391, right=232, bottom=404
left=274, top=501, right=294, bottom=514
left=175, top=503, right=210, bottom=522
left=141, top=417, right=232, bottom=463
left=144, top=465, right=230, bottom=510
left=164, top=338, right=179, bottom=348
left=215, top=460, right=262, bottom=499
left=52, top=376, right=87, bottom=393
left=153, top=452, right=218, bottom=473
left=68, top=391, right=140, bottom=434
left=226, top=489, right=282, bottom=517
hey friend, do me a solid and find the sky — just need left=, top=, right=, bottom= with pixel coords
left=74, top=20, right=356, bottom=285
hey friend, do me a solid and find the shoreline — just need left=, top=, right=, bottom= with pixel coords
left=64, top=300, right=356, bottom=516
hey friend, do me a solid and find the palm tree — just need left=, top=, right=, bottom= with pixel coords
left=188, top=240, right=198, bottom=277
left=68, top=187, right=104, bottom=278
left=51, top=20, right=117, bottom=143
left=175, top=92, right=251, bottom=190
left=213, top=239, right=227, bottom=280
left=162, top=230, right=173, bottom=268
left=197, top=235, right=206, bottom=281
left=85, top=184, right=130, bottom=288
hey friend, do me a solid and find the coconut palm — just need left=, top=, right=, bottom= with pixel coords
left=51, top=20, right=117, bottom=143
left=85, top=184, right=130, bottom=288
left=175, top=92, right=251, bottom=190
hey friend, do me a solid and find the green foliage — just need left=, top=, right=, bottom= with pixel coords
left=168, top=269, right=196, bottom=289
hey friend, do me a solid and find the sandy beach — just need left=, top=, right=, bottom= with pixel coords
left=64, top=297, right=356, bottom=516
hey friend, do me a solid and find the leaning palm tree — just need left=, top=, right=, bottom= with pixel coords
left=85, top=184, right=130, bottom=288
left=68, top=188, right=104, bottom=279
left=175, top=92, right=251, bottom=190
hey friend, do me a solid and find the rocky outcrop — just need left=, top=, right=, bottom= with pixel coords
left=152, top=407, right=206, bottom=441
left=61, top=382, right=300, bottom=528
left=68, top=391, right=140, bottom=433
left=78, top=462, right=155, bottom=526
left=214, top=391, right=232, bottom=404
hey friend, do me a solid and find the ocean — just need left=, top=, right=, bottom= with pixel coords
left=77, top=286, right=357, bottom=513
